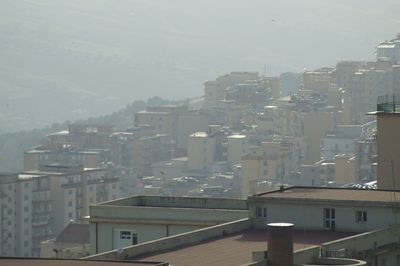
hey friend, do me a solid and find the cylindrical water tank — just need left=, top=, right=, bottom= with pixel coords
left=267, top=222, right=294, bottom=266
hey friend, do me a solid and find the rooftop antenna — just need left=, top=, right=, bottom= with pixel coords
left=264, top=64, right=267, bottom=77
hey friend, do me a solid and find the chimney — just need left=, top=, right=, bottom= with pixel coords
left=267, top=223, right=293, bottom=266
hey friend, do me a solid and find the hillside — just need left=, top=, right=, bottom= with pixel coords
left=1, top=0, right=399, bottom=132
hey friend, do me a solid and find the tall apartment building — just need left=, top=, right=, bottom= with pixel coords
left=227, top=134, right=248, bottom=163
left=374, top=95, right=400, bottom=190
left=240, top=141, right=290, bottom=197
left=25, top=164, right=120, bottom=236
left=0, top=173, right=52, bottom=257
left=321, top=125, right=362, bottom=161
left=132, top=134, right=173, bottom=176
left=302, top=67, right=334, bottom=92
left=187, top=132, right=217, bottom=172
left=0, top=173, right=18, bottom=256
left=134, top=105, right=187, bottom=142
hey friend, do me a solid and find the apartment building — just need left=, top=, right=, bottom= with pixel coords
left=24, top=123, right=114, bottom=172
left=227, top=134, right=248, bottom=163
left=24, top=147, right=109, bottom=171
left=374, top=95, right=400, bottom=190
left=187, top=132, right=217, bottom=172
left=204, top=72, right=260, bottom=108
left=321, top=125, right=362, bottom=161
left=132, top=134, right=173, bottom=176
left=41, top=124, right=113, bottom=150
left=24, top=164, right=119, bottom=236
left=134, top=105, right=186, bottom=141
left=302, top=67, right=334, bottom=93
left=0, top=173, right=53, bottom=257
left=240, top=141, right=290, bottom=197
left=376, top=33, right=400, bottom=64
left=0, top=173, right=18, bottom=256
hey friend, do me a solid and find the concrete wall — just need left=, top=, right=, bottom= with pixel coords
left=96, top=195, right=248, bottom=210
left=377, top=113, right=400, bottom=190
left=250, top=200, right=400, bottom=232
left=86, top=218, right=252, bottom=260
left=321, top=225, right=400, bottom=266
left=89, top=196, right=248, bottom=254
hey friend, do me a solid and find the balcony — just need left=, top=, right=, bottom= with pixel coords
left=32, top=219, right=50, bottom=227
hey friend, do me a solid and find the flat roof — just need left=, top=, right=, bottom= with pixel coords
left=134, top=229, right=356, bottom=266
left=0, top=258, right=166, bottom=266
left=252, top=186, right=400, bottom=204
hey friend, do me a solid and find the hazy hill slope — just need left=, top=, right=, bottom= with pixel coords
left=0, top=0, right=399, bottom=132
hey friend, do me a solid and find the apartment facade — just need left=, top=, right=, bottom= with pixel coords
left=0, top=173, right=53, bottom=257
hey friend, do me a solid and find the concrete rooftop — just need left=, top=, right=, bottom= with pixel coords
left=133, top=229, right=356, bottom=266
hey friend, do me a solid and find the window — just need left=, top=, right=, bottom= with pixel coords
left=114, top=230, right=137, bottom=249
left=323, top=208, right=335, bottom=230
left=68, top=212, right=73, bottom=219
left=255, top=207, right=267, bottom=218
left=68, top=190, right=73, bottom=195
left=355, top=211, right=367, bottom=224
left=68, top=201, right=73, bottom=207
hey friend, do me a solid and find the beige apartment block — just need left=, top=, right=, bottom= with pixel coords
left=227, top=134, right=247, bottom=163
left=204, top=72, right=260, bottom=108
left=303, top=111, right=336, bottom=164
left=134, top=105, right=186, bottom=141
left=187, top=132, right=216, bottom=171
left=204, top=80, right=227, bottom=108
left=375, top=111, right=400, bottom=190
left=240, top=142, right=290, bottom=198
left=334, top=154, right=357, bottom=185
left=302, top=68, right=334, bottom=93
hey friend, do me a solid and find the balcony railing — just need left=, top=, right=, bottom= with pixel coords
left=377, top=94, right=400, bottom=113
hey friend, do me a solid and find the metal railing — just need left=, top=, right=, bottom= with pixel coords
left=377, top=94, right=400, bottom=113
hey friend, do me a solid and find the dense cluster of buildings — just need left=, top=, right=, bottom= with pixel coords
left=2, top=34, right=400, bottom=265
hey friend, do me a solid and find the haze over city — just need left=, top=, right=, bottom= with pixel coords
left=3, top=1, right=400, bottom=265
left=1, top=0, right=400, bottom=132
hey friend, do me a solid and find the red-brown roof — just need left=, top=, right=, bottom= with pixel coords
left=0, top=258, right=166, bottom=266
left=56, top=223, right=90, bottom=244
left=253, top=187, right=400, bottom=203
left=134, top=229, right=356, bottom=266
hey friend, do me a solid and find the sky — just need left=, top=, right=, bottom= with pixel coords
left=0, top=0, right=400, bottom=131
